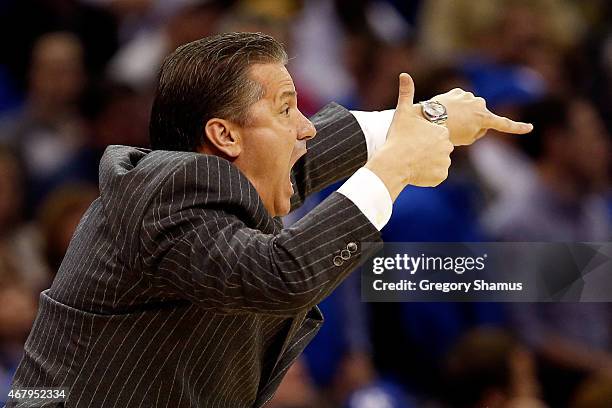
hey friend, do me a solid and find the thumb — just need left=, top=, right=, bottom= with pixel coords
left=396, top=73, right=415, bottom=107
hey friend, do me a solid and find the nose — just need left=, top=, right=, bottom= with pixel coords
left=297, top=110, right=317, bottom=141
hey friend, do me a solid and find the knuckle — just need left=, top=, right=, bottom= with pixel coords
left=395, top=105, right=409, bottom=114
left=433, top=170, right=448, bottom=186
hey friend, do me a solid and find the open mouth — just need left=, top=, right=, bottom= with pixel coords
left=288, top=177, right=294, bottom=193
left=290, top=141, right=308, bottom=167
left=287, top=143, right=307, bottom=193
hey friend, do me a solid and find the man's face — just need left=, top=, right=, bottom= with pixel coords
left=234, top=63, right=316, bottom=216
left=564, top=101, right=610, bottom=189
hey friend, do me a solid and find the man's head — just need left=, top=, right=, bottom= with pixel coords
left=29, top=32, right=85, bottom=109
left=443, top=328, right=535, bottom=408
left=519, top=97, right=611, bottom=193
left=150, top=32, right=316, bottom=216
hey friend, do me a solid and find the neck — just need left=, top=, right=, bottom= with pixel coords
left=197, top=146, right=277, bottom=216
left=233, top=158, right=276, bottom=216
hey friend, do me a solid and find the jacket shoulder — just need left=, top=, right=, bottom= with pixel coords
left=137, top=150, right=277, bottom=233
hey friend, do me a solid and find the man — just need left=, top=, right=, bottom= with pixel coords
left=0, top=32, right=87, bottom=215
left=7, top=32, right=531, bottom=407
left=487, top=97, right=611, bottom=406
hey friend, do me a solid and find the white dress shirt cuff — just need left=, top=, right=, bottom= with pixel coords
left=337, top=167, right=393, bottom=231
left=350, top=110, right=395, bottom=159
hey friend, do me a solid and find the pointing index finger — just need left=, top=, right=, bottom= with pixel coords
left=484, top=111, right=533, bottom=134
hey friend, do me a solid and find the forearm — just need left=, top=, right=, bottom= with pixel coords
left=292, top=101, right=434, bottom=210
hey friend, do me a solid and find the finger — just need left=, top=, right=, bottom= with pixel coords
left=484, top=111, right=533, bottom=134
left=396, top=73, right=415, bottom=107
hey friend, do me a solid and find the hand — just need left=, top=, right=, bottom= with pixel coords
left=432, top=88, right=533, bottom=146
left=366, top=73, right=453, bottom=200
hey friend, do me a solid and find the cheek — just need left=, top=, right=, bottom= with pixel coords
left=243, top=132, right=288, bottom=176
left=267, top=126, right=296, bottom=161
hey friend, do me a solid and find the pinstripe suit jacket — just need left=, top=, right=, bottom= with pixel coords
left=7, top=103, right=383, bottom=408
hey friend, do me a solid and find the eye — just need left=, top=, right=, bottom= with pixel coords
left=282, top=106, right=290, bottom=116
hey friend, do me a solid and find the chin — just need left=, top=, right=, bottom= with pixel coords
left=276, top=204, right=291, bottom=217
left=273, top=196, right=292, bottom=217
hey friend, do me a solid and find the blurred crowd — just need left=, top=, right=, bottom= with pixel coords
left=0, top=0, right=611, bottom=407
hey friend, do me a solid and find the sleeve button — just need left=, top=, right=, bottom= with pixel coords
left=347, top=242, right=358, bottom=253
left=333, top=256, right=344, bottom=267
left=340, top=249, right=351, bottom=260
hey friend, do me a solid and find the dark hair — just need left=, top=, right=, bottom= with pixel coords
left=443, top=328, right=518, bottom=408
left=81, top=81, right=137, bottom=121
left=149, top=32, right=288, bottom=152
left=518, top=97, right=570, bottom=160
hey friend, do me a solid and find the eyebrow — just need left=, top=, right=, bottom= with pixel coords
left=277, top=90, right=297, bottom=103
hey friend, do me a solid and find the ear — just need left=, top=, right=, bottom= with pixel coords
left=200, top=118, right=242, bottom=158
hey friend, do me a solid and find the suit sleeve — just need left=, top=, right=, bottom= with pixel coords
left=289, top=103, right=368, bottom=211
left=139, top=167, right=382, bottom=315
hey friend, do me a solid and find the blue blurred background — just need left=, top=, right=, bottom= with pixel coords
left=0, top=1, right=611, bottom=407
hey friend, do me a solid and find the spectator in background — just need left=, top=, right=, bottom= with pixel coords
left=107, top=0, right=230, bottom=91
left=418, top=0, right=584, bottom=66
left=344, top=33, right=419, bottom=111
left=0, top=145, right=50, bottom=292
left=368, top=68, right=505, bottom=401
left=486, top=97, right=610, bottom=240
left=81, top=82, right=147, bottom=148
left=0, top=0, right=118, bottom=94
left=0, top=252, right=38, bottom=406
left=37, top=183, right=98, bottom=273
left=443, top=327, right=546, bottom=408
left=486, top=97, right=612, bottom=406
left=266, top=359, right=327, bottom=408
left=0, top=66, right=21, bottom=115
left=421, top=0, right=581, bottom=207
left=570, top=1, right=612, bottom=134
left=79, top=0, right=186, bottom=42
left=288, top=0, right=357, bottom=108
left=1, top=32, right=88, bottom=216
left=571, top=371, right=612, bottom=408
left=302, top=273, right=406, bottom=407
